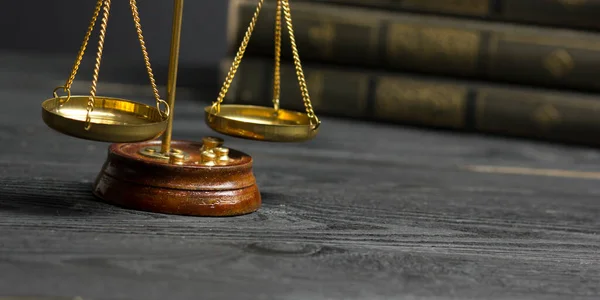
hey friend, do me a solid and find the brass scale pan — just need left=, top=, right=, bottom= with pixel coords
left=42, top=99, right=317, bottom=143
left=204, top=0, right=320, bottom=142
left=42, top=94, right=168, bottom=143
left=41, top=0, right=170, bottom=143
left=42, top=0, right=319, bottom=143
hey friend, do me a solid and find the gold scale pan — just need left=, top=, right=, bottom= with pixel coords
left=42, top=0, right=170, bottom=143
left=204, top=0, right=321, bottom=142
left=39, top=0, right=320, bottom=217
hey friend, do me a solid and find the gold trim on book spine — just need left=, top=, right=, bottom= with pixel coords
left=401, top=0, right=490, bottom=16
left=386, top=23, right=481, bottom=74
left=374, top=77, right=467, bottom=128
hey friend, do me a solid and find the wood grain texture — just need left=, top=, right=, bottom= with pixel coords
left=0, top=52, right=599, bottom=300
left=92, top=140, right=261, bottom=216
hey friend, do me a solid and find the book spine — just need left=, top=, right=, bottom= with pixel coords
left=301, top=0, right=600, bottom=32
left=222, top=57, right=600, bottom=147
left=229, top=0, right=600, bottom=93
left=296, top=0, right=494, bottom=18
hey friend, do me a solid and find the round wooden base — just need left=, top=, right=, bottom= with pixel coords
left=92, top=139, right=261, bottom=217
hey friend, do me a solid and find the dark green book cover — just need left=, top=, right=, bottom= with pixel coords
left=302, top=0, right=600, bottom=32
left=227, top=0, right=600, bottom=93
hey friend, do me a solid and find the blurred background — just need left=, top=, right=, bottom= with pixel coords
left=4, top=0, right=600, bottom=148
left=1, top=0, right=228, bottom=89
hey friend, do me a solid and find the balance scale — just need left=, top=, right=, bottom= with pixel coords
left=40, top=0, right=321, bottom=216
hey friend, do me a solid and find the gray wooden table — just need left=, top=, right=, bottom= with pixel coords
left=0, top=52, right=599, bottom=300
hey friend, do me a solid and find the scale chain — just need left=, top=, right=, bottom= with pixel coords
left=53, top=0, right=103, bottom=102
left=272, top=0, right=282, bottom=112
left=85, top=0, right=112, bottom=131
left=212, top=0, right=265, bottom=115
left=212, top=0, right=320, bottom=130
left=281, top=0, right=320, bottom=128
left=129, top=0, right=170, bottom=118
left=65, top=0, right=103, bottom=91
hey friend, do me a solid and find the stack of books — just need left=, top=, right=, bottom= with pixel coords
left=220, top=0, right=600, bottom=147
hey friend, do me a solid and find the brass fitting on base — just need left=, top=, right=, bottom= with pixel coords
left=199, top=136, right=232, bottom=166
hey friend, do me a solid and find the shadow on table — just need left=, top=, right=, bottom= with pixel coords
left=0, top=179, right=123, bottom=217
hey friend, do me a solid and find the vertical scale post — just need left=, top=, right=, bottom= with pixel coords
left=161, top=0, right=185, bottom=155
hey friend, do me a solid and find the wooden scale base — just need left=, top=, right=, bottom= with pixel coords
left=92, top=138, right=261, bottom=217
